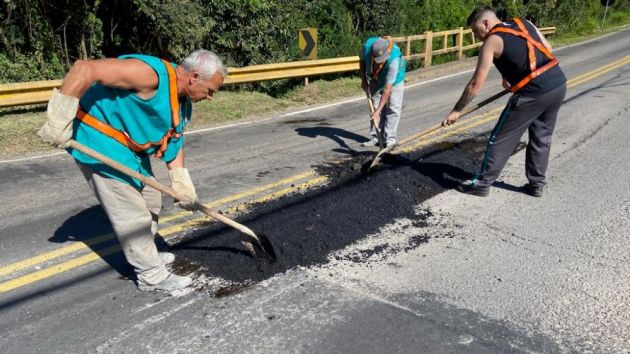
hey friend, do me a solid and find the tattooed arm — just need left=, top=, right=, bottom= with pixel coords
left=442, top=35, right=502, bottom=126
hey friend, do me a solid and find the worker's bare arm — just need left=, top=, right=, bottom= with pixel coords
left=166, top=148, right=185, bottom=170
left=442, top=35, right=501, bottom=126
left=535, top=28, right=553, bottom=51
left=60, top=58, right=159, bottom=99
left=453, top=35, right=499, bottom=111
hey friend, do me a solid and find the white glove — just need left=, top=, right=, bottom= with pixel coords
left=169, top=168, right=198, bottom=211
left=37, top=88, right=79, bottom=148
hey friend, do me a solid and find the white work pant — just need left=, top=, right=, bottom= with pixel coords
left=369, top=82, right=404, bottom=146
left=78, top=163, right=169, bottom=285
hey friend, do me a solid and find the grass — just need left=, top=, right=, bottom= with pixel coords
left=1, top=19, right=628, bottom=159
left=0, top=109, right=54, bottom=157
left=188, top=77, right=363, bottom=130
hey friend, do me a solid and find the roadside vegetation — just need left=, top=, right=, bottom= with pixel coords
left=0, top=0, right=629, bottom=158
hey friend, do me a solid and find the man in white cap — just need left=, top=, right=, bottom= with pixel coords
left=359, top=36, right=406, bottom=148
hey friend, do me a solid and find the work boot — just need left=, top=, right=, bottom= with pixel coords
left=385, top=140, right=397, bottom=149
left=159, top=252, right=175, bottom=265
left=522, top=183, right=543, bottom=197
left=455, top=180, right=489, bottom=197
left=137, top=273, right=192, bottom=292
left=360, top=138, right=379, bottom=147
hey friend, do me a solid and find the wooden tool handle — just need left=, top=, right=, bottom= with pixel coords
left=366, top=90, right=384, bottom=149
left=397, top=90, right=509, bottom=148
left=67, top=140, right=258, bottom=238
left=459, top=90, right=509, bottom=116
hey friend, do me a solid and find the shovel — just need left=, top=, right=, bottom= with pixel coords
left=365, top=90, right=510, bottom=173
left=66, top=139, right=277, bottom=261
left=365, top=88, right=385, bottom=149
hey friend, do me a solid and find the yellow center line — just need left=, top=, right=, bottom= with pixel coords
left=397, top=54, right=630, bottom=154
left=0, top=176, right=329, bottom=293
left=567, top=55, right=630, bottom=87
left=1, top=54, right=628, bottom=293
left=0, top=170, right=316, bottom=278
left=159, top=170, right=316, bottom=223
left=0, top=233, right=114, bottom=278
left=159, top=175, right=329, bottom=236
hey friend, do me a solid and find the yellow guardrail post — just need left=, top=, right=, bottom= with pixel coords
left=423, top=31, right=433, bottom=68
left=456, top=27, right=464, bottom=60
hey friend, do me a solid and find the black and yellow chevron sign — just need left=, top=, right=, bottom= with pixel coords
left=299, top=28, right=317, bottom=60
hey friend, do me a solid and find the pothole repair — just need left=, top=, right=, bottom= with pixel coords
left=170, top=135, right=524, bottom=296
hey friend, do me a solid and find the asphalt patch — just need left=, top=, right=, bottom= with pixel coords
left=172, top=135, right=503, bottom=287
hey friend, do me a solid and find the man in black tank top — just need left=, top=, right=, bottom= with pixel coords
left=442, top=6, right=567, bottom=197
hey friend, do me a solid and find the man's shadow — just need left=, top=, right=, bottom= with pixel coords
left=387, top=139, right=525, bottom=194
left=48, top=206, right=168, bottom=278
left=295, top=126, right=370, bottom=155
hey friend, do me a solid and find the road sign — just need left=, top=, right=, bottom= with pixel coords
left=299, top=28, right=317, bottom=60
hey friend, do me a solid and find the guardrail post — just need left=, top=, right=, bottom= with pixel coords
left=406, top=36, right=411, bottom=60
left=456, top=27, right=464, bottom=61
left=424, top=31, right=433, bottom=68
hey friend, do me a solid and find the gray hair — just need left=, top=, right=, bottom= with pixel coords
left=180, top=49, right=228, bottom=79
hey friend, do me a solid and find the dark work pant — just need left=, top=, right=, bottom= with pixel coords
left=474, top=83, right=567, bottom=189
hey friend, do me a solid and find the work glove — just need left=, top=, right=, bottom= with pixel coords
left=169, top=167, right=198, bottom=211
left=37, top=88, right=79, bottom=148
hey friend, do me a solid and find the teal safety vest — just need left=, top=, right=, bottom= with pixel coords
left=362, top=37, right=406, bottom=90
left=69, top=54, right=192, bottom=189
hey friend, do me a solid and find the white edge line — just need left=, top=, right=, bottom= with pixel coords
left=554, top=27, right=629, bottom=52
left=2, top=27, right=627, bottom=165
left=0, top=151, right=64, bottom=164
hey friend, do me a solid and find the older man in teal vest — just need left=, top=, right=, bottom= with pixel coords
left=359, top=36, right=406, bottom=148
left=38, top=50, right=226, bottom=292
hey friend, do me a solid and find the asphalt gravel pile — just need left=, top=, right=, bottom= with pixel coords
left=172, top=136, right=489, bottom=285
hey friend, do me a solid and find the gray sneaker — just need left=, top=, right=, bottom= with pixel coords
left=159, top=252, right=175, bottom=265
left=385, top=140, right=397, bottom=148
left=137, top=273, right=192, bottom=292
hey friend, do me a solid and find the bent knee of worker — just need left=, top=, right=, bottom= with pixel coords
left=111, top=211, right=153, bottom=240
left=142, top=184, right=163, bottom=215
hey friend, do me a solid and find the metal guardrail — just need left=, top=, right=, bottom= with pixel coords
left=0, top=27, right=555, bottom=108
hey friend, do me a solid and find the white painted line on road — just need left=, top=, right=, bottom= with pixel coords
left=188, top=69, right=474, bottom=132
left=554, top=27, right=629, bottom=52
left=95, top=298, right=198, bottom=352
left=404, top=69, right=475, bottom=89
left=0, top=151, right=64, bottom=165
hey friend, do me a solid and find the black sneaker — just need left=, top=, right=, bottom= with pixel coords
left=360, top=139, right=379, bottom=147
left=522, top=183, right=543, bottom=197
left=455, top=181, right=489, bottom=197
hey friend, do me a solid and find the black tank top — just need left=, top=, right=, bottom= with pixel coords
left=491, top=20, right=566, bottom=96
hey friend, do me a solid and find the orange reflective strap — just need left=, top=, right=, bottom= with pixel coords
left=512, top=18, right=537, bottom=71
left=76, top=109, right=148, bottom=153
left=509, top=59, right=558, bottom=93
left=161, top=59, right=181, bottom=127
left=371, top=37, right=394, bottom=83
left=489, top=18, right=558, bottom=93
left=76, top=59, right=182, bottom=158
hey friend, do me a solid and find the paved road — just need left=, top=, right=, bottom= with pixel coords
left=0, top=29, right=629, bottom=353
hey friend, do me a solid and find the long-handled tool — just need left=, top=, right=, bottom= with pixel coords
left=366, top=89, right=384, bottom=149
left=365, top=90, right=510, bottom=173
left=66, top=139, right=277, bottom=261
